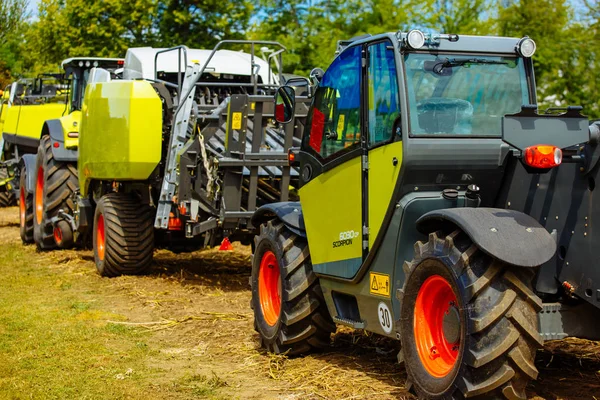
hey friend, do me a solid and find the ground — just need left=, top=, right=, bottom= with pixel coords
left=0, top=207, right=599, bottom=399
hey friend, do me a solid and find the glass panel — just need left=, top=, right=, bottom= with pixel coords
left=404, top=54, right=529, bottom=136
left=302, top=45, right=362, bottom=161
left=368, top=41, right=400, bottom=146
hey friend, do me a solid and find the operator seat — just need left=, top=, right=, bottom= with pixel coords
left=417, top=98, right=473, bottom=134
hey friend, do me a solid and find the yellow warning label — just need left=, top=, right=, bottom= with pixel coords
left=370, top=272, right=390, bottom=297
left=336, top=114, right=345, bottom=134
left=232, top=112, right=243, bottom=130
left=250, top=102, right=255, bottom=110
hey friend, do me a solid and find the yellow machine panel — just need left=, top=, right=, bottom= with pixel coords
left=78, top=80, right=162, bottom=196
left=299, top=157, right=363, bottom=267
left=0, top=103, right=65, bottom=139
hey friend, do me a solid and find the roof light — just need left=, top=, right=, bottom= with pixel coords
left=407, top=30, right=426, bottom=49
left=517, top=37, right=536, bottom=58
left=78, top=61, right=84, bottom=67
left=523, top=145, right=562, bottom=169
left=85, top=61, right=91, bottom=67
left=117, top=60, right=124, bottom=66
left=93, top=61, right=98, bottom=67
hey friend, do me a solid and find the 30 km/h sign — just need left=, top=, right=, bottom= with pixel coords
left=369, top=272, right=390, bottom=297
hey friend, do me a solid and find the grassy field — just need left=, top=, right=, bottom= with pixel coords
left=1, top=206, right=600, bottom=399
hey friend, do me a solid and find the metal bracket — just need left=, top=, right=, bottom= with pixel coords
left=361, top=154, right=369, bottom=171
left=155, top=63, right=200, bottom=229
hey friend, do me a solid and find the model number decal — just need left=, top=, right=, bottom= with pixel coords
left=333, top=230, right=360, bottom=248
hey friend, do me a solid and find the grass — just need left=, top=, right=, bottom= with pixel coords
left=0, top=242, right=227, bottom=399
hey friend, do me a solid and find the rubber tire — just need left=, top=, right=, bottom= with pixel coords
left=0, top=166, right=16, bottom=207
left=33, top=135, right=78, bottom=250
left=251, top=220, right=336, bottom=355
left=19, top=165, right=34, bottom=243
left=93, top=193, right=154, bottom=277
left=399, top=229, right=543, bottom=400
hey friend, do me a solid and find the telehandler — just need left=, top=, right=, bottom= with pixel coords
left=18, top=58, right=123, bottom=246
left=250, top=30, right=600, bottom=399
left=0, top=74, right=69, bottom=206
left=42, top=41, right=309, bottom=277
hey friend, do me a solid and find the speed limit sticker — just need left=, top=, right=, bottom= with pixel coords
left=378, top=302, right=393, bottom=334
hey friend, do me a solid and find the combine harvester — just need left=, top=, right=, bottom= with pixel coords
left=33, top=41, right=310, bottom=277
left=249, top=30, right=600, bottom=399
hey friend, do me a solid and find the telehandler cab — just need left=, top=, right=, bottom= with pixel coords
left=18, top=58, right=123, bottom=246
left=250, top=30, right=600, bottom=399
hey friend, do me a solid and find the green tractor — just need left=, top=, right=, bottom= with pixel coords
left=250, top=30, right=600, bottom=399
left=0, top=73, right=69, bottom=207
left=19, top=58, right=123, bottom=246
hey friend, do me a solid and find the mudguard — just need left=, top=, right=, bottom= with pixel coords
left=18, top=154, right=37, bottom=193
left=44, top=120, right=77, bottom=162
left=416, top=207, right=556, bottom=267
left=251, top=202, right=306, bottom=237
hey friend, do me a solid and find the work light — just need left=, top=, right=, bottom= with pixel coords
left=517, top=37, right=536, bottom=58
left=407, top=30, right=426, bottom=49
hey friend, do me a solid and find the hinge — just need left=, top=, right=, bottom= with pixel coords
left=361, top=57, right=367, bottom=68
left=362, top=225, right=369, bottom=236
left=362, top=154, right=369, bottom=170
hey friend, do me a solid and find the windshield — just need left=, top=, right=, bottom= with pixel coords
left=404, top=53, right=530, bottom=136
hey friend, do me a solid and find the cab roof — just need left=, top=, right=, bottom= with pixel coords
left=61, top=57, right=124, bottom=69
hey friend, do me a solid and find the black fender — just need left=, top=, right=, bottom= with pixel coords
left=18, top=154, right=37, bottom=193
left=251, top=202, right=306, bottom=237
left=416, top=207, right=556, bottom=267
left=43, top=120, right=78, bottom=162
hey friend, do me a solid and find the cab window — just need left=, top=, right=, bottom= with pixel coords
left=302, top=45, right=362, bottom=161
left=368, top=41, right=400, bottom=146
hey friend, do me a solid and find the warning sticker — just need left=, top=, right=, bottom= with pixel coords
left=370, top=272, right=390, bottom=297
left=336, top=114, right=345, bottom=134
left=232, top=112, right=243, bottom=130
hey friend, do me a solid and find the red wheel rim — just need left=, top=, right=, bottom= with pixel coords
left=35, top=166, right=44, bottom=223
left=414, top=275, right=460, bottom=378
left=19, top=186, right=25, bottom=228
left=258, top=250, right=281, bottom=326
left=53, top=226, right=62, bottom=245
left=97, top=214, right=105, bottom=261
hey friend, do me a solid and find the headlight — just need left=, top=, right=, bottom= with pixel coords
left=406, top=30, right=426, bottom=49
left=517, top=37, right=536, bottom=57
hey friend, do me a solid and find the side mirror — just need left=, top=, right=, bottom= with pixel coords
left=274, top=86, right=295, bottom=124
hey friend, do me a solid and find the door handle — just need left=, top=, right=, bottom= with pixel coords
left=392, top=157, right=398, bottom=166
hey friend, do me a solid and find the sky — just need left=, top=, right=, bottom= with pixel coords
left=26, top=0, right=40, bottom=17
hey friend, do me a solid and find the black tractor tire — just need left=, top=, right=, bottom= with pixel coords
left=251, top=220, right=336, bottom=355
left=0, top=166, right=16, bottom=207
left=32, top=135, right=78, bottom=250
left=399, top=229, right=543, bottom=400
left=93, top=193, right=154, bottom=277
left=19, top=165, right=34, bottom=243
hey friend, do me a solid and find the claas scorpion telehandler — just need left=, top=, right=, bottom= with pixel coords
left=249, top=30, right=600, bottom=399
left=39, top=41, right=310, bottom=277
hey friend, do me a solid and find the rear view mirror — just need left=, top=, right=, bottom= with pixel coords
left=274, top=86, right=295, bottom=124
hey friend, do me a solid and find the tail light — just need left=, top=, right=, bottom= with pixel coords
left=523, top=145, right=562, bottom=169
left=288, top=148, right=299, bottom=166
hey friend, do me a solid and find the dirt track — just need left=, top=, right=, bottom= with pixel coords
left=0, top=206, right=599, bottom=399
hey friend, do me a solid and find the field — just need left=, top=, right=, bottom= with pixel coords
left=0, top=206, right=599, bottom=399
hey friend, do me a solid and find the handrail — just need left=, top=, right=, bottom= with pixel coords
left=154, top=45, right=188, bottom=95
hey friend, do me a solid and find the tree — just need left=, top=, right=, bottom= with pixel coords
left=0, top=0, right=28, bottom=42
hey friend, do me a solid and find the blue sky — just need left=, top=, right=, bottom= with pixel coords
left=26, top=0, right=40, bottom=17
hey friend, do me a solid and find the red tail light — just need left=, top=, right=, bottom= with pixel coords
left=117, top=60, right=124, bottom=66
left=523, top=145, right=562, bottom=169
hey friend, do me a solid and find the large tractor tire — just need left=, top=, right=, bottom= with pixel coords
left=251, top=220, right=336, bottom=355
left=399, top=229, right=543, bottom=400
left=33, top=135, right=78, bottom=250
left=93, top=193, right=154, bottom=277
left=0, top=166, right=16, bottom=207
left=19, top=165, right=34, bottom=243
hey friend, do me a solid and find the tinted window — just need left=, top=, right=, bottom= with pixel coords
left=368, top=41, right=400, bottom=146
left=302, top=45, right=362, bottom=161
left=404, top=54, right=529, bottom=136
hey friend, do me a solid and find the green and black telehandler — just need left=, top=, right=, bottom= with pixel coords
left=249, top=30, right=600, bottom=399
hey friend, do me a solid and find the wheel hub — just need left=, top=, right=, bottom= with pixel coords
left=413, top=274, right=461, bottom=378
left=442, top=303, right=460, bottom=344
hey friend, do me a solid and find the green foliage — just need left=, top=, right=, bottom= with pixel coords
left=1, top=0, right=598, bottom=118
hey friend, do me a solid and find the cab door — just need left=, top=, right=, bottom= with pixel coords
left=298, top=44, right=365, bottom=279
left=366, top=40, right=403, bottom=248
